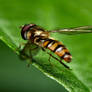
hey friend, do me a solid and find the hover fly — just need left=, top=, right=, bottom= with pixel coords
left=20, top=24, right=92, bottom=69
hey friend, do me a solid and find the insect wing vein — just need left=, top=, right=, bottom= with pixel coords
left=48, top=26, right=92, bottom=35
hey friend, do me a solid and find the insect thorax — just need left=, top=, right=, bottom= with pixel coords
left=33, top=35, right=49, bottom=47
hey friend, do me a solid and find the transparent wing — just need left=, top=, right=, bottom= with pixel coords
left=48, top=26, right=92, bottom=35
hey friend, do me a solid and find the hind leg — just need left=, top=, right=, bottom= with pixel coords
left=47, top=52, right=70, bottom=69
left=41, top=47, right=70, bottom=69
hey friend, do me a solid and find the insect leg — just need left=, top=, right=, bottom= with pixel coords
left=18, top=41, right=37, bottom=59
left=41, top=47, right=46, bottom=51
left=27, top=46, right=39, bottom=67
left=18, top=41, right=39, bottom=67
left=18, top=42, right=32, bottom=60
left=41, top=48, right=70, bottom=69
left=27, top=52, right=32, bottom=67
left=47, top=52, right=70, bottom=69
left=41, top=47, right=54, bottom=66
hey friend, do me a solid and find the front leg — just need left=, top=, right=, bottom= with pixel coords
left=18, top=41, right=39, bottom=67
left=18, top=42, right=32, bottom=60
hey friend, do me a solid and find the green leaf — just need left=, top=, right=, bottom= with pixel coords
left=0, top=0, right=92, bottom=92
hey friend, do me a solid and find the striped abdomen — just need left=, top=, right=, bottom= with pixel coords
left=43, top=38, right=72, bottom=63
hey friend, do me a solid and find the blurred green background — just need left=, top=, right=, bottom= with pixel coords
left=0, top=0, right=92, bottom=92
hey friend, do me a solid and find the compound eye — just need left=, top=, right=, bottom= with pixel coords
left=23, top=31, right=28, bottom=40
left=21, top=24, right=31, bottom=40
left=21, top=24, right=36, bottom=40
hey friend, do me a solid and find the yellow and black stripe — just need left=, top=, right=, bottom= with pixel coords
left=43, top=38, right=72, bottom=62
